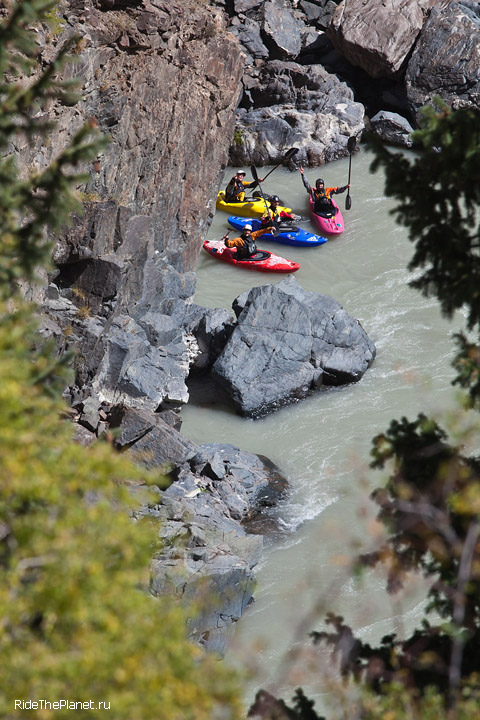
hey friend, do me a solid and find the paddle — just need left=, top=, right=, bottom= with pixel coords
left=251, top=163, right=272, bottom=221
left=261, top=147, right=299, bottom=182
left=345, top=136, right=356, bottom=210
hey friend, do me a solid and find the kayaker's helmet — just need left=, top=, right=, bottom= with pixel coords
left=270, top=195, right=280, bottom=204
left=244, top=223, right=252, bottom=231
left=237, top=170, right=246, bottom=177
left=316, top=178, right=324, bottom=187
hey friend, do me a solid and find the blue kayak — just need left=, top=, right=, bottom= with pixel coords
left=227, top=216, right=328, bottom=248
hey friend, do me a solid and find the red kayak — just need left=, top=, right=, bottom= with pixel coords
left=309, top=196, right=344, bottom=235
left=203, top=239, right=300, bottom=273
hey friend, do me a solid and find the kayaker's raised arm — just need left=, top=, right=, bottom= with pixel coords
left=299, top=166, right=312, bottom=195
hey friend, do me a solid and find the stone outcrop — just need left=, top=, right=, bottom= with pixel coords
left=144, top=443, right=288, bottom=655
left=231, top=60, right=365, bottom=167
left=211, top=276, right=376, bottom=418
left=327, top=0, right=444, bottom=79
left=406, top=1, right=480, bottom=120
left=28, top=0, right=245, bottom=417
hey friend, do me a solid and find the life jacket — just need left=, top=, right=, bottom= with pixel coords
left=269, top=208, right=281, bottom=224
left=313, top=188, right=334, bottom=210
left=225, top=177, right=244, bottom=201
left=241, top=232, right=257, bottom=255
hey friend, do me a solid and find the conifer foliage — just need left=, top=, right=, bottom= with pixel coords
left=0, top=3, right=242, bottom=718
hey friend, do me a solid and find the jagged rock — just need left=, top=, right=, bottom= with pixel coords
left=262, top=0, right=303, bottom=59
left=17, top=0, right=245, bottom=409
left=406, top=0, right=480, bottom=120
left=212, top=276, right=376, bottom=418
left=72, top=423, right=97, bottom=447
left=148, top=443, right=288, bottom=653
left=299, top=0, right=337, bottom=29
left=328, top=0, right=442, bottom=79
left=231, top=61, right=364, bottom=166
left=91, top=313, right=190, bottom=411
left=127, top=417, right=197, bottom=469
left=185, top=304, right=235, bottom=372
left=107, top=404, right=195, bottom=467
left=234, top=0, right=263, bottom=11
left=229, top=19, right=269, bottom=63
left=370, top=110, right=415, bottom=147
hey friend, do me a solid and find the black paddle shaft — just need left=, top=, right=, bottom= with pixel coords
left=261, top=147, right=299, bottom=182
left=345, top=136, right=356, bottom=211
left=250, top=164, right=272, bottom=220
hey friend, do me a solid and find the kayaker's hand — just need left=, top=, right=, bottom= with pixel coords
left=271, top=226, right=279, bottom=236
left=221, top=232, right=229, bottom=244
left=299, top=166, right=304, bottom=174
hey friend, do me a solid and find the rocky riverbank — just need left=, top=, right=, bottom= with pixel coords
left=22, top=0, right=480, bottom=650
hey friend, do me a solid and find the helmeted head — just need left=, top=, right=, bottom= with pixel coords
left=243, top=223, right=252, bottom=232
left=315, top=178, right=324, bottom=188
left=270, top=195, right=280, bottom=206
left=237, top=170, right=246, bottom=178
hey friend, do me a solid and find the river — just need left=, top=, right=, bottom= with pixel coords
left=180, top=147, right=464, bottom=715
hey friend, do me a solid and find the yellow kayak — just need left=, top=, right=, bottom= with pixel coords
left=216, top=191, right=292, bottom=218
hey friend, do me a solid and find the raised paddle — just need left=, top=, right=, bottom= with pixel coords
left=261, top=147, right=299, bottom=182
left=345, top=136, right=356, bottom=211
left=251, top=163, right=272, bottom=220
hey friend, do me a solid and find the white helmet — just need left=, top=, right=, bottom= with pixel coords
left=244, top=223, right=252, bottom=231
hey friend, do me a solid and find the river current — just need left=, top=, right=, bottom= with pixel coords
left=181, top=147, right=465, bottom=713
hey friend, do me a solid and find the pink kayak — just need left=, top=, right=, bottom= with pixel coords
left=203, top=240, right=300, bottom=273
left=309, top=196, right=344, bottom=235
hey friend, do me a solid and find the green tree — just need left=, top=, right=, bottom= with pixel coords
left=0, top=2, right=242, bottom=718
left=249, top=101, right=480, bottom=719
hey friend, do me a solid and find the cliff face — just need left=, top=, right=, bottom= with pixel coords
left=26, top=0, right=245, bottom=411
left=32, top=0, right=244, bottom=276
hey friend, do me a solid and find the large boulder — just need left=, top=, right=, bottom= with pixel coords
left=327, top=0, right=444, bottom=79
left=406, top=0, right=480, bottom=120
left=211, top=276, right=376, bottom=418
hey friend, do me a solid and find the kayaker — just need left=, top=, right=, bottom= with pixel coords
left=225, top=170, right=265, bottom=203
left=221, top=224, right=270, bottom=260
left=299, top=167, right=349, bottom=216
left=261, top=195, right=297, bottom=229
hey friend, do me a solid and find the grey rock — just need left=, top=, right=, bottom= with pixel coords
left=230, top=19, right=269, bottom=62
left=231, top=62, right=364, bottom=166
left=147, top=441, right=288, bottom=653
left=406, top=1, right=480, bottom=120
left=370, top=110, right=415, bottom=147
left=328, top=0, right=442, bottom=79
left=263, top=0, right=303, bottom=59
left=234, top=0, right=263, bottom=12
left=212, top=276, right=376, bottom=418
left=91, top=314, right=190, bottom=411
left=127, top=417, right=197, bottom=469
left=186, top=304, right=235, bottom=372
